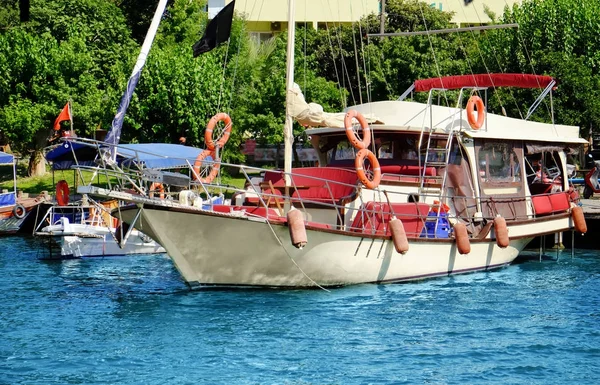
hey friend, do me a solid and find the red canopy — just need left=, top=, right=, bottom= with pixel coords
left=413, top=74, right=556, bottom=92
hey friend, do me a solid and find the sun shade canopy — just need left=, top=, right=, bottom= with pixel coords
left=414, top=74, right=556, bottom=92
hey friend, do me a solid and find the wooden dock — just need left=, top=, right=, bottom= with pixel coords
left=580, top=198, right=600, bottom=219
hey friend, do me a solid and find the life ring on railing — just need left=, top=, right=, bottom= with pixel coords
left=193, top=149, right=220, bottom=184
left=204, top=112, right=232, bottom=151
left=355, top=148, right=381, bottom=189
left=466, top=95, right=485, bottom=130
left=56, top=180, right=69, bottom=206
left=12, top=204, right=26, bottom=219
left=149, top=182, right=165, bottom=199
left=344, top=110, right=371, bottom=150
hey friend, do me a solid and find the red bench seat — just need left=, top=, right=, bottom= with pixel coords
left=351, top=202, right=430, bottom=237
left=531, top=192, right=570, bottom=216
left=249, top=167, right=359, bottom=206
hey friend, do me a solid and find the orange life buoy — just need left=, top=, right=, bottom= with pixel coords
left=354, top=148, right=381, bottom=189
left=149, top=182, right=165, bottom=199
left=56, top=180, right=69, bottom=206
left=204, top=112, right=232, bottom=151
left=344, top=110, right=371, bottom=150
left=193, top=149, right=220, bottom=184
left=466, top=95, right=485, bottom=130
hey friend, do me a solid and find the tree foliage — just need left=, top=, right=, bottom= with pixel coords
left=0, top=0, right=136, bottom=175
left=478, top=0, right=600, bottom=133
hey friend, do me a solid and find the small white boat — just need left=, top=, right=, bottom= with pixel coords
left=35, top=202, right=164, bottom=258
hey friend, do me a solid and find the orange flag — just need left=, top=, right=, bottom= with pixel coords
left=53, top=102, right=72, bottom=131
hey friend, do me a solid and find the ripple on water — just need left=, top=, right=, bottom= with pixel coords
left=1, top=238, right=599, bottom=384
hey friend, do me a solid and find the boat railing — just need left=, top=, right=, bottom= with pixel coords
left=64, top=138, right=573, bottom=240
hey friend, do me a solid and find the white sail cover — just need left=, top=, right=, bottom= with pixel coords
left=287, top=84, right=382, bottom=128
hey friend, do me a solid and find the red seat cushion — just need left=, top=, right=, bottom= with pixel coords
left=351, top=202, right=430, bottom=237
left=532, top=195, right=552, bottom=215
left=549, top=192, right=570, bottom=212
left=271, top=167, right=358, bottom=203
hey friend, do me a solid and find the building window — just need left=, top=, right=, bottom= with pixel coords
left=249, top=32, right=274, bottom=43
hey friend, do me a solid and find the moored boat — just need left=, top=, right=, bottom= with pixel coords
left=73, top=71, right=586, bottom=288
left=0, top=150, right=48, bottom=234
left=34, top=198, right=165, bottom=258
left=72, top=0, right=588, bottom=288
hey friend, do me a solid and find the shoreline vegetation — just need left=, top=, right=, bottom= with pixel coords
left=0, top=156, right=246, bottom=198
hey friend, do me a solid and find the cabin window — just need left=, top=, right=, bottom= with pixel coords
left=477, top=141, right=521, bottom=185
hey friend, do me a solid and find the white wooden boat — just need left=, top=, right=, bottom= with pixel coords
left=71, top=1, right=588, bottom=288
left=72, top=71, right=587, bottom=287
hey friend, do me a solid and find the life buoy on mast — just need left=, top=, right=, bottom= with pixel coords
left=204, top=113, right=232, bottom=151
left=466, top=95, right=485, bottom=130
left=55, top=180, right=69, bottom=206
left=354, top=149, right=381, bottom=189
left=193, top=149, right=220, bottom=184
left=344, top=110, right=371, bottom=150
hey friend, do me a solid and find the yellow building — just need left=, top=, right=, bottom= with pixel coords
left=431, top=0, right=522, bottom=26
left=207, top=0, right=521, bottom=40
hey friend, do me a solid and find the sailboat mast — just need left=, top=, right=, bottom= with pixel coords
left=104, top=0, right=168, bottom=150
left=283, top=0, right=296, bottom=185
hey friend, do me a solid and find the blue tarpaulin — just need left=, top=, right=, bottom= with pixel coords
left=0, top=192, right=16, bottom=207
left=118, top=144, right=205, bottom=169
left=0, top=151, right=14, bottom=165
left=45, top=142, right=206, bottom=170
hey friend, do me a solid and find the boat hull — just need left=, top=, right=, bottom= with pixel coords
left=127, top=205, right=556, bottom=288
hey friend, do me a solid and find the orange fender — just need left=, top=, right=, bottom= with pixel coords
left=494, top=216, right=509, bottom=248
left=453, top=222, right=471, bottom=255
left=390, top=217, right=409, bottom=254
left=287, top=208, right=307, bottom=249
left=571, top=206, right=587, bottom=234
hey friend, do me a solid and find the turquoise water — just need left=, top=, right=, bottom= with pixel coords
left=1, top=237, right=599, bottom=384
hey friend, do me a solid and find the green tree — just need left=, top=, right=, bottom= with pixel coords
left=479, top=0, right=600, bottom=134
left=0, top=0, right=136, bottom=175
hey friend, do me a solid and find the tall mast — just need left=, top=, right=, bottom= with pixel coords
left=283, top=0, right=296, bottom=186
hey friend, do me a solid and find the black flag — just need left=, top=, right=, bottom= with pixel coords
left=20, top=0, right=30, bottom=22
left=192, top=0, right=235, bottom=57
